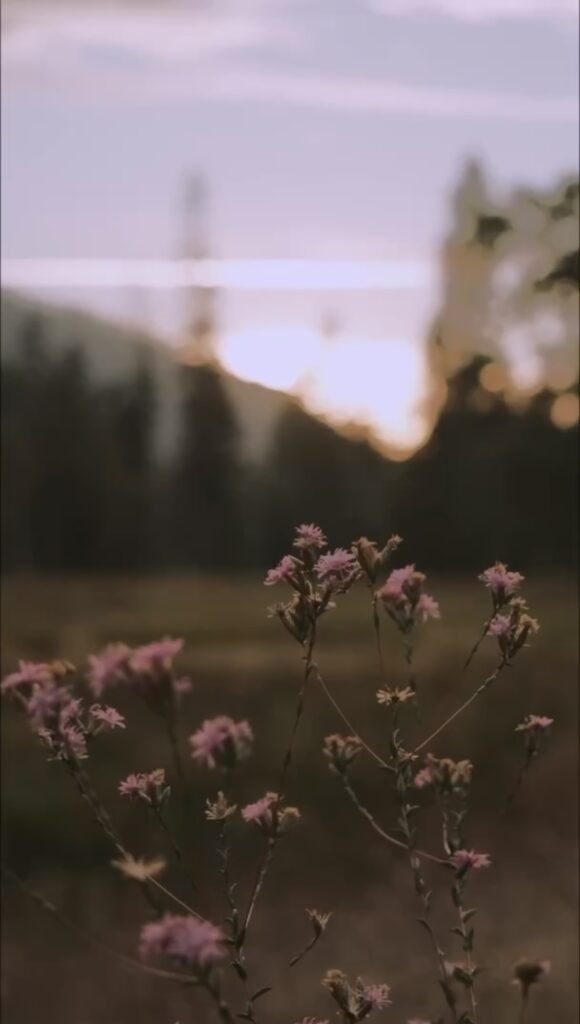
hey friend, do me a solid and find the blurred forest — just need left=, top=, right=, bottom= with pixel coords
left=1, top=162, right=578, bottom=575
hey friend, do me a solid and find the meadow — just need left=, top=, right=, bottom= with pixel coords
left=1, top=571, right=578, bottom=1023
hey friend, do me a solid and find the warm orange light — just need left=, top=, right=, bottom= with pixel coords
left=550, top=392, right=580, bottom=429
left=218, top=327, right=428, bottom=451
left=479, top=362, right=507, bottom=393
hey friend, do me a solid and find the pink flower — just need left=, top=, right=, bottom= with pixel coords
left=479, top=563, right=524, bottom=606
left=382, top=564, right=417, bottom=597
left=1, top=660, right=52, bottom=693
left=242, top=792, right=277, bottom=827
left=190, top=716, right=253, bottom=769
left=129, top=638, right=183, bottom=675
left=363, top=983, right=391, bottom=1009
left=451, top=849, right=491, bottom=872
left=139, top=914, right=225, bottom=969
left=487, top=613, right=512, bottom=637
left=264, top=555, right=297, bottom=586
left=516, top=715, right=554, bottom=733
left=314, top=548, right=357, bottom=583
left=89, top=704, right=125, bottom=729
left=417, top=593, right=440, bottom=622
left=119, top=769, right=166, bottom=803
left=87, top=644, right=130, bottom=697
left=414, top=766, right=435, bottom=789
left=294, top=523, right=327, bottom=550
left=61, top=725, right=88, bottom=760
left=173, top=676, right=193, bottom=695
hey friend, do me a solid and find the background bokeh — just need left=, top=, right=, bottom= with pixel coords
left=1, top=1, right=578, bottom=1022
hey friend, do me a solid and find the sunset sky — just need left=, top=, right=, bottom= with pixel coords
left=1, top=0, right=578, bottom=446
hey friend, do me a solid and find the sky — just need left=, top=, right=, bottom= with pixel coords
left=1, top=0, right=578, bottom=448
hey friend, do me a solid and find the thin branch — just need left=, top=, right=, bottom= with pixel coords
left=312, top=663, right=394, bottom=773
left=340, top=775, right=448, bottom=866
left=1, top=864, right=197, bottom=986
left=463, top=617, right=494, bottom=671
left=413, top=659, right=507, bottom=755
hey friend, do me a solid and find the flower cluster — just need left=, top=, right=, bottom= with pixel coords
left=86, top=638, right=191, bottom=711
left=376, top=565, right=440, bottom=634
left=414, top=754, right=473, bottom=795
left=139, top=914, right=225, bottom=971
left=322, top=970, right=391, bottom=1021
left=479, top=562, right=524, bottom=610
left=2, top=660, right=125, bottom=762
left=241, top=792, right=300, bottom=836
left=119, top=769, right=169, bottom=808
left=190, top=716, right=253, bottom=770
left=323, top=734, right=363, bottom=776
left=264, top=524, right=362, bottom=644
left=487, top=599, right=539, bottom=661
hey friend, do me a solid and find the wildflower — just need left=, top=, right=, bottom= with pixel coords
left=129, top=637, right=183, bottom=675
left=488, top=614, right=511, bottom=636
left=515, top=715, right=554, bottom=733
left=377, top=565, right=439, bottom=633
left=414, top=765, right=435, bottom=789
left=487, top=600, right=539, bottom=661
left=294, top=523, right=327, bottom=550
left=87, top=643, right=131, bottom=697
left=414, top=754, right=472, bottom=795
left=1, top=660, right=52, bottom=693
left=119, top=769, right=169, bottom=807
left=417, top=593, right=440, bottom=623
left=205, top=791, right=237, bottom=821
left=113, top=854, right=167, bottom=881
left=352, top=537, right=381, bottom=581
left=315, top=548, right=359, bottom=590
left=268, top=593, right=316, bottom=643
left=451, top=849, right=491, bottom=873
left=139, top=914, right=225, bottom=970
left=190, top=716, right=253, bottom=770
left=241, top=792, right=299, bottom=836
left=89, top=704, right=125, bottom=730
left=322, top=970, right=391, bottom=1020
left=264, top=554, right=301, bottom=587
left=377, top=686, right=415, bottom=707
left=323, top=734, right=362, bottom=775
left=513, top=958, right=551, bottom=995
left=173, top=676, right=193, bottom=696
left=306, top=908, right=332, bottom=938
left=479, top=562, right=524, bottom=609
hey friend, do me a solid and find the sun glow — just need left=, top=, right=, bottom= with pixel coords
left=219, top=325, right=428, bottom=452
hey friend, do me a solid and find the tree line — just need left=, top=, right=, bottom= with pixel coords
left=1, top=312, right=577, bottom=575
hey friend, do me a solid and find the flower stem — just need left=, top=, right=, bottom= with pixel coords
left=340, top=774, right=447, bottom=866
left=237, top=837, right=276, bottom=953
left=414, top=659, right=507, bottom=755
left=463, top=617, right=494, bottom=671
left=1, top=864, right=197, bottom=985
left=312, top=663, right=394, bottom=773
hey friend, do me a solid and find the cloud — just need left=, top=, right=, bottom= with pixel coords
left=2, top=0, right=577, bottom=123
left=1, top=0, right=298, bottom=66
left=366, top=0, right=579, bottom=22
left=193, top=67, right=578, bottom=123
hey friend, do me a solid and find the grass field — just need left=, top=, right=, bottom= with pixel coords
left=1, top=572, right=578, bottom=1023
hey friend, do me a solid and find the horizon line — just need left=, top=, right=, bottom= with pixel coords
left=1, top=258, right=435, bottom=292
